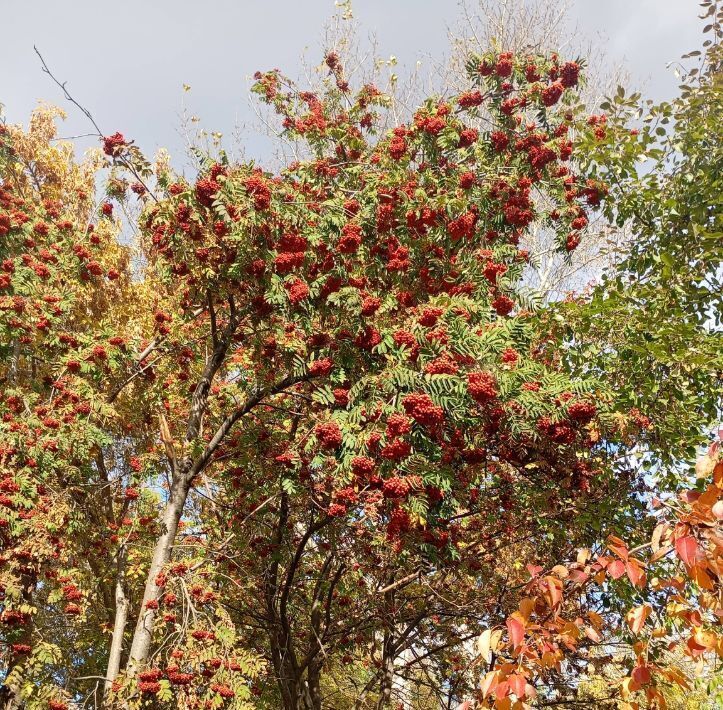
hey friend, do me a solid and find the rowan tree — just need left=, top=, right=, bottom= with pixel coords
left=0, top=3, right=721, bottom=710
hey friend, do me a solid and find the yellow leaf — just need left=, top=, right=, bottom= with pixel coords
left=480, top=670, right=498, bottom=697
left=477, top=628, right=492, bottom=662
left=626, top=604, right=651, bottom=635
left=651, top=522, right=667, bottom=552
left=696, top=453, right=715, bottom=479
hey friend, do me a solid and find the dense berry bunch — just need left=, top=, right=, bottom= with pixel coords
left=467, top=372, right=498, bottom=403
left=315, top=422, right=343, bottom=450
left=402, top=393, right=445, bottom=428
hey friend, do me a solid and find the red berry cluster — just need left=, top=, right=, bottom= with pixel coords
left=402, top=392, right=444, bottom=428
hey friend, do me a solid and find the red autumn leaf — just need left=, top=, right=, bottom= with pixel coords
left=686, top=635, right=708, bottom=657
left=632, top=664, right=651, bottom=686
left=506, top=616, right=525, bottom=649
left=608, top=559, right=626, bottom=579
left=494, top=680, right=510, bottom=700
left=681, top=490, right=700, bottom=504
left=675, top=535, right=699, bottom=567
left=568, top=569, right=590, bottom=585
left=509, top=673, right=527, bottom=698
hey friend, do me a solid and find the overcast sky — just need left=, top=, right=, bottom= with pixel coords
left=0, top=0, right=704, bottom=166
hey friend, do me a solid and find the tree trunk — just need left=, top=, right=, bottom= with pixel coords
left=104, top=548, right=129, bottom=698
left=125, top=470, right=192, bottom=676
left=376, top=631, right=396, bottom=709
left=306, top=658, right=322, bottom=710
left=298, top=680, right=317, bottom=710
left=7, top=339, right=20, bottom=383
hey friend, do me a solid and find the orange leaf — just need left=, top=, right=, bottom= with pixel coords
left=650, top=544, right=673, bottom=563
left=626, top=559, right=646, bottom=588
left=544, top=576, right=563, bottom=608
left=660, top=665, right=690, bottom=689
left=541, top=651, right=559, bottom=669
left=690, top=563, right=715, bottom=590
left=693, top=627, right=718, bottom=649
left=645, top=687, right=665, bottom=707
left=584, top=626, right=601, bottom=642
left=697, top=484, right=719, bottom=509
left=607, top=535, right=629, bottom=560
left=713, top=460, right=723, bottom=488
left=518, top=598, right=535, bottom=620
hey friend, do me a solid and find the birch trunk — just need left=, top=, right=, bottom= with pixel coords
left=104, top=548, right=129, bottom=698
left=125, top=471, right=191, bottom=676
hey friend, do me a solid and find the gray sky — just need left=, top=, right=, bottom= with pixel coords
left=0, top=0, right=703, bottom=166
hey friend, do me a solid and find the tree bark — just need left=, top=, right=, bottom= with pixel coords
left=376, top=630, right=396, bottom=710
left=104, top=548, right=129, bottom=698
left=375, top=576, right=398, bottom=710
left=125, top=469, right=192, bottom=676
left=7, top=339, right=20, bottom=383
